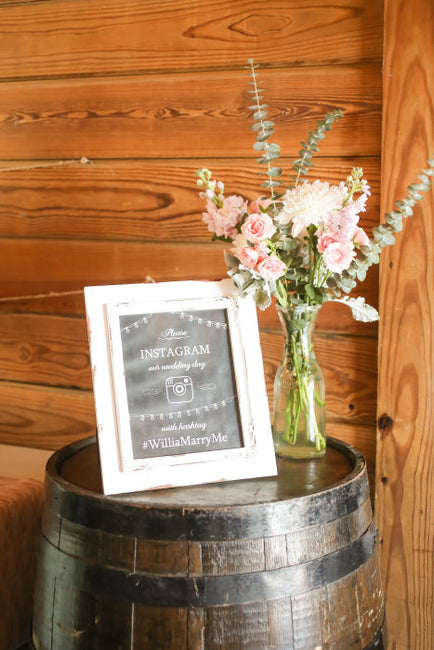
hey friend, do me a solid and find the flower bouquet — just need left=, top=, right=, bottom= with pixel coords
left=196, top=60, right=433, bottom=459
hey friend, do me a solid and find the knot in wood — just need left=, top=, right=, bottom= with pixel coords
left=377, top=413, right=394, bottom=435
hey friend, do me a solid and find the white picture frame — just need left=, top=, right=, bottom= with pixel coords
left=84, top=279, right=276, bottom=494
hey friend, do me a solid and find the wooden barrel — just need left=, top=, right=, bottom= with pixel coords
left=33, top=436, right=385, bottom=649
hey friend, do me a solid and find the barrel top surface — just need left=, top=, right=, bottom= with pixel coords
left=44, top=436, right=369, bottom=539
left=55, top=435, right=358, bottom=508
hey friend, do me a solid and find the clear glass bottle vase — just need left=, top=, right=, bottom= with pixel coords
left=273, top=304, right=326, bottom=459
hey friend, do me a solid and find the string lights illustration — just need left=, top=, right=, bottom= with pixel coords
left=130, top=396, right=235, bottom=421
left=121, top=311, right=227, bottom=334
left=120, top=314, right=153, bottom=333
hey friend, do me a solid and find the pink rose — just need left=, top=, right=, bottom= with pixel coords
left=256, top=255, right=286, bottom=280
left=241, top=212, right=276, bottom=243
left=353, top=226, right=371, bottom=247
left=322, top=241, right=355, bottom=273
left=202, top=195, right=247, bottom=239
left=317, top=231, right=340, bottom=254
left=236, top=246, right=259, bottom=269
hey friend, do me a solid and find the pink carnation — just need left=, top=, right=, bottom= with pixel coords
left=236, top=246, right=259, bottom=269
left=255, top=242, right=270, bottom=264
left=202, top=195, right=247, bottom=239
left=256, top=255, right=287, bottom=280
left=241, top=212, right=276, bottom=243
left=322, top=241, right=355, bottom=273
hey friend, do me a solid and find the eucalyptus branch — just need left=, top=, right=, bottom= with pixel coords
left=327, top=156, right=434, bottom=294
left=246, top=59, right=282, bottom=206
left=289, top=109, right=344, bottom=188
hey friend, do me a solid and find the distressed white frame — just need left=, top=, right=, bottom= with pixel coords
left=84, top=279, right=276, bottom=494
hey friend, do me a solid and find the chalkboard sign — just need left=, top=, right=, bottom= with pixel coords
left=85, top=280, right=276, bottom=495
left=117, top=307, right=243, bottom=459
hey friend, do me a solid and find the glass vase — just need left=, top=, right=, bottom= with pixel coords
left=273, top=303, right=326, bottom=459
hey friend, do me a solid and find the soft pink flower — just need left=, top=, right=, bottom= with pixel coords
left=249, top=197, right=273, bottom=213
left=241, top=212, right=276, bottom=243
left=353, top=226, right=370, bottom=247
left=202, top=195, right=247, bottom=239
left=256, top=255, right=287, bottom=280
left=326, top=208, right=358, bottom=241
left=317, top=231, right=340, bottom=254
left=254, top=242, right=270, bottom=264
left=236, top=246, right=259, bottom=269
left=322, top=241, right=355, bottom=273
left=325, top=193, right=369, bottom=241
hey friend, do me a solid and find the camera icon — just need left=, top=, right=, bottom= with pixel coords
left=165, top=376, right=194, bottom=404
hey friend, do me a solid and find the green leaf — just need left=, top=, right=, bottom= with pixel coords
left=334, top=296, right=380, bottom=322
left=275, top=280, right=288, bottom=307
left=265, top=167, right=283, bottom=177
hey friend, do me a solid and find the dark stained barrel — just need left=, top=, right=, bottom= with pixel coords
left=32, top=436, right=385, bottom=649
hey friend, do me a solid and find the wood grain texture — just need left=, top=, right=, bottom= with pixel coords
left=0, top=380, right=376, bottom=488
left=0, top=281, right=379, bottom=337
left=0, top=313, right=376, bottom=421
left=0, top=0, right=382, bottom=80
left=0, top=238, right=378, bottom=304
left=376, top=0, right=434, bottom=648
left=0, top=313, right=91, bottom=389
left=0, top=273, right=379, bottom=336
left=0, top=381, right=96, bottom=449
left=0, top=476, right=44, bottom=648
left=0, top=65, right=381, bottom=160
left=33, top=437, right=383, bottom=649
left=0, top=158, right=380, bottom=241
left=0, top=0, right=381, bottom=504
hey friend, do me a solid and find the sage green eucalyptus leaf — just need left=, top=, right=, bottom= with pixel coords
left=334, top=296, right=379, bottom=322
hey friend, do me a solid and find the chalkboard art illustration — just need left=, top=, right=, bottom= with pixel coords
left=118, top=308, right=243, bottom=459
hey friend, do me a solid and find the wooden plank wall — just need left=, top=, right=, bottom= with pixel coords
left=376, top=0, right=433, bottom=647
left=0, top=1, right=382, bottom=483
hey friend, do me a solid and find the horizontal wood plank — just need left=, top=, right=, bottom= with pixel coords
left=0, top=312, right=376, bottom=424
left=0, top=280, right=379, bottom=334
left=0, top=0, right=382, bottom=80
left=0, top=313, right=91, bottom=390
left=0, top=65, right=381, bottom=159
left=0, top=158, right=380, bottom=242
left=0, top=381, right=376, bottom=489
left=0, top=382, right=96, bottom=449
left=0, top=238, right=379, bottom=336
left=0, top=239, right=228, bottom=295
left=0, top=237, right=378, bottom=297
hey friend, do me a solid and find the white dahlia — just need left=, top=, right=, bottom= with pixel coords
left=278, top=180, right=347, bottom=237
